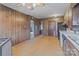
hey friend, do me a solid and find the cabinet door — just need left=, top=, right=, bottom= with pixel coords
left=65, top=39, right=73, bottom=56
left=72, top=4, right=79, bottom=25
left=66, top=39, right=79, bottom=56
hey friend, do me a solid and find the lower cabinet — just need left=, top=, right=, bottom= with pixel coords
left=64, top=39, right=76, bottom=56
left=63, top=34, right=79, bottom=56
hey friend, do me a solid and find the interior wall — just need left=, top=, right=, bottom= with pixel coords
left=0, top=4, right=31, bottom=45
left=42, top=16, right=64, bottom=36
left=42, top=19, right=49, bottom=36
left=34, top=19, right=41, bottom=37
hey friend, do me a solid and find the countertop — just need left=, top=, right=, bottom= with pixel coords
left=60, top=31, right=79, bottom=51
left=0, top=38, right=10, bottom=47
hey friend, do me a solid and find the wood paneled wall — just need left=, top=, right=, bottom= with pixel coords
left=0, top=5, right=31, bottom=45
left=42, top=16, right=64, bottom=36
left=34, top=19, right=41, bottom=36
left=42, top=19, right=48, bottom=36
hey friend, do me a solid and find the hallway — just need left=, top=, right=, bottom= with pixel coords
left=12, top=36, right=64, bottom=56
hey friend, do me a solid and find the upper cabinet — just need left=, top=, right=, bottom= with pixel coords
left=72, top=4, right=79, bottom=25
left=64, top=3, right=79, bottom=29
left=64, top=4, right=72, bottom=28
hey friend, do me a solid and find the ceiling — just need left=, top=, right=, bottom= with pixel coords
left=2, top=3, right=70, bottom=18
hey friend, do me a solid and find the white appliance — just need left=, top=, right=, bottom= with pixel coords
left=0, top=38, right=12, bottom=56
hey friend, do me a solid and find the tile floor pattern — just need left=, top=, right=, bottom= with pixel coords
left=12, top=35, right=64, bottom=56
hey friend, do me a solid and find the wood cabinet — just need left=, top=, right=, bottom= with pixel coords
left=72, top=4, right=79, bottom=25
left=63, top=34, right=79, bottom=56
left=64, top=4, right=72, bottom=29
left=65, top=39, right=79, bottom=56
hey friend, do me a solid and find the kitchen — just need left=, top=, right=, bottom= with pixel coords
left=0, top=3, right=79, bottom=56
left=59, top=3, right=79, bottom=56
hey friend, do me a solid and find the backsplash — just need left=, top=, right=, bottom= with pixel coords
left=72, top=25, right=79, bottom=31
left=71, top=25, right=79, bottom=34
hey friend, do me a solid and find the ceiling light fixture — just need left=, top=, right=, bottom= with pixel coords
left=16, top=3, right=45, bottom=10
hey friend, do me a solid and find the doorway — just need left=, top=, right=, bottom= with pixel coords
left=30, top=20, right=35, bottom=40
left=48, top=21, right=57, bottom=37
left=40, top=21, right=44, bottom=35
